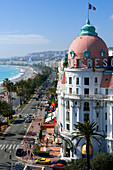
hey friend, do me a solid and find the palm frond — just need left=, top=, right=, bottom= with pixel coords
left=76, top=137, right=84, bottom=147
left=92, top=136, right=101, bottom=145
left=92, top=133, right=105, bottom=138
left=72, top=134, right=84, bottom=141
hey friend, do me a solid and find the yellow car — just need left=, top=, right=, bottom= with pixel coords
left=35, top=158, right=51, bottom=165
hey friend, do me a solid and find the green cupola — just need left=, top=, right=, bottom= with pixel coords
left=79, top=19, right=98, bottom=36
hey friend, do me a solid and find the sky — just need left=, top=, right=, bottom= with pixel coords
left=0, top=0, right=113, bottom=58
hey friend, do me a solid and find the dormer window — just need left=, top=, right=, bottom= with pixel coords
left=84, top=50, right=90, bottom=58
left=105, top=78, right=109, bottom=81
left=70, top=50, right=75, bottom=59
left=100, top=49, right=105, bottom=58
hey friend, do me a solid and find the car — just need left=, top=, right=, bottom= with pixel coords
left=19, top=114, right=23, bottom=118
left=50, top=163, right=65, bottom=169
left=25, top=118, right=32, bottom=123
left=16, top=148, right=24, bottom=157
left=28, top=114, right=34, bottom=119
left=51, top=160, right=67, bottom=166
left=35, top=158, right=51, bottom=165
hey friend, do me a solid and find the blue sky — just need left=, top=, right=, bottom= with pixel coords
left=0, top=0, right=113, bottom=58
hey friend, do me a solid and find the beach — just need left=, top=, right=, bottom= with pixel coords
left=0, top=65, right=37, bottom=92
left=10, top=65, right=36, bottom=82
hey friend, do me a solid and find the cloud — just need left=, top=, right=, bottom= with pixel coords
left=0, top=34, right=50, bottom=45
left=110, top=14, right=113, bottom=20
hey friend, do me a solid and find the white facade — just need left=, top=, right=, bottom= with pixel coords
left=56, top=20, right=113, bottom=159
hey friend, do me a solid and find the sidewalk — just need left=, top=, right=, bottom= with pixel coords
left=19, top=114, right=61, bottom=164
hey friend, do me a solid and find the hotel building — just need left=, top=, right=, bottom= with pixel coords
left=57, top=18, right=113, bottom=158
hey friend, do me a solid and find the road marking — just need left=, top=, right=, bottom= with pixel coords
left=4, top=154, right=7, bottom=158
left=6, top=144, right=9, bottom=149
left=16, top=144, right=20, bottom=150
left=0, top=144, right=2, bottom=148
left=8, top=144, right=12, bottom=150
left=1, top=144, right=5, bottom=150
left=13, top=144, right=16, bottom=150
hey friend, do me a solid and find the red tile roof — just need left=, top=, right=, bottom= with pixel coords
left=100, top=74, right=113, bottom=88
left=62, top=72, right=66, bottom=84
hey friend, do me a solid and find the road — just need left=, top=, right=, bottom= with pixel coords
left=0, top=70, right=56, bottom=170
left=0, top=118, right=30, bottom=170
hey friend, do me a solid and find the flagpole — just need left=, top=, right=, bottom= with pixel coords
left=87, top=2, right=89, bottom=21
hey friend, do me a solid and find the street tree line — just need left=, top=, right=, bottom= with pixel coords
left=3, top=65, right=52, bottom=106
left=0, top=65, right=52, bottom=129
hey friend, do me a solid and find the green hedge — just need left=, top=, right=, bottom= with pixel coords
left=34, top=150, right=49, bottom=156
left=33, top=145, right=49, bottom=156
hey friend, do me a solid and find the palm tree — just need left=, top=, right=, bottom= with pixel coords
left=72, top=121, right=105, bottom=170
left=3, top=78, right=15, bottom=108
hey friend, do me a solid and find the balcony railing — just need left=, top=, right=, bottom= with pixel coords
left=62, top=93, right=111, bottom=100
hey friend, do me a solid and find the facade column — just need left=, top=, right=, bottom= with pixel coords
left=70, top=100, right=73, bottom=132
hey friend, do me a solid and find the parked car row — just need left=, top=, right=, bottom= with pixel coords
left=19, top=113, right=34, bottom=123
left=34, top=158, right=67, bottom=169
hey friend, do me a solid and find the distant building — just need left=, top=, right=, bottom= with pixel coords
left=108, top=47, right=113, bottom=56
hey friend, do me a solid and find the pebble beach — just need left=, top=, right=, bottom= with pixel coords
left=0, top=65, right=37, bottom=92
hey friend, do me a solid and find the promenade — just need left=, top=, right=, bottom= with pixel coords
left=19, top=113, right=60, bottom=165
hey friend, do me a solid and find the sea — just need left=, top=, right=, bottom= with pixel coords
left=0, top=66, right=24, bottom=84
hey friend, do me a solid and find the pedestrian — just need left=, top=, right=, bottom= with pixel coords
left=31, top=152, right=33, bottom=159
left=30, top=143, right=31, bottom=149
left=28, top=150, right=30, bottom=155
left=9, top=155, right=12, bottom=160
left=4, top=147, right=6, bottom=152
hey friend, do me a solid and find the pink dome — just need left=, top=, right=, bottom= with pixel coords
left=68, top=35, right=108, bottom=68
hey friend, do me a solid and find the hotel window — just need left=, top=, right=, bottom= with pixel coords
left=105, top=125, right=107, bottom=132
left=69, top=77, right=72, bottom=84
left=66, top=101, right=69, bottom=109
left=96, top=102, right=100, bottom=106
left=66, top=111, right=70, bottom=121
left=84, top=114, right=89, bottom=122
left=76, top=88, right=79, bottom=94
left=84, top=88, right=89, bottom=95
left=105, top=112, right=107, bottom=120
left=76, top=77, right=79, bottom=85
left=95, top=77, right=98, bottom=84
left=105, top=101, right=107, bottom=107
left=84, top=102, right=90, bottom=111
left=96, top=125, right=99, bottom=131
left=105, top=89, right=108, bottom=95
left=75, top=102, right=77, bottom=105
left=84, top=77, right=89, bottom=85
left=69, top=88, right=72, bottom=94
left=94, top=88, right=98, bottom=94
left=66, top=124, right=70, bottom=131
left=96, top=112, right=99, bottom=118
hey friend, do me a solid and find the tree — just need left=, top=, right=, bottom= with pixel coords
left=3, top=78, right=15, bottom=106
left=72, top=121, right=105, bottom=170
left=65, top=158, right=87, bottom=170
left=90, top=152, right=113, bottom=170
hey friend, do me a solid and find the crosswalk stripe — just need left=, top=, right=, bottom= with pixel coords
left=0, top=143, right=20, bottom=150
left=1, top=144, right=5, bottom=150
left=6, top=144, right=9, bottom=149
left=8, top=144, right=12, bottom=150
left=13, top=144, right=16, bottom=150
left=16, top=144, right=20, bottom=150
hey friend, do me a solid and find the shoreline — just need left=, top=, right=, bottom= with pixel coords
left=0, top=65, right=37, bottom=92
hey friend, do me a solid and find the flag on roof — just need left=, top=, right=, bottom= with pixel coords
left=60, top=122, right=63, bottom=132
left=89, top=3, right=96, bottom=10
